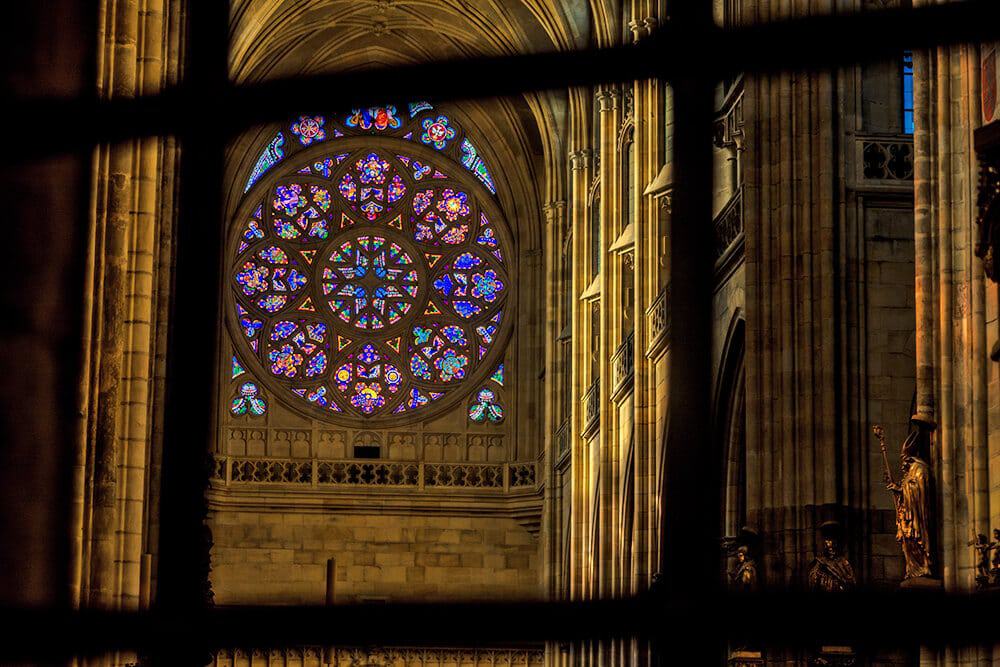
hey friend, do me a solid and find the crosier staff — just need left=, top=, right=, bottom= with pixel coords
left=872, top=424, right=895, bottom=486
left=872, top=424, right=902, bottom=515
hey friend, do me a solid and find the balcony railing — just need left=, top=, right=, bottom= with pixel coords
left=213, top=646, right=545, bottom=667
left=211, top=456, right=538, bottom=492
left=858, top=133, right=914, bottom=181
left=582, top=376, right=601, bottom=438
left=611, top=330, right=635, bottom=401
left=646, top=284, right=670, bottom=359
left=713, top=186, right=744, bottom=262
left=555, top=418, right=570, bottom=458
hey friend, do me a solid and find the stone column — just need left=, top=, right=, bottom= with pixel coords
left=742, top=0, right=844, bottom=586
left=70, top=0, right=183, bottom=633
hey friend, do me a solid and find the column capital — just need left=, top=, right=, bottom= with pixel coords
left=569, top=149, right=594, bottom=171
left=596, top=89, right=620, bottom=113
left=628, top=16, right=658, bottom=42
left=542, top=200, right=567, bottom=227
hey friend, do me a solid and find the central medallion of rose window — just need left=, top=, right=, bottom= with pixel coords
left=322, top=234, right=419, bottom=331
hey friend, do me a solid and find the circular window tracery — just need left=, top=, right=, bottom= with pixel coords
left=229, top=133, right=512, bottom=425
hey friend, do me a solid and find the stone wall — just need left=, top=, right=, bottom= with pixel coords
left=210, top=509, right=539, bottom=604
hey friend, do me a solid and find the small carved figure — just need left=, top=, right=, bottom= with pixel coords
left=992, top=528, right=1000, bottom=585
left=722, top=527, right=761, bottom=592
left=808, top=521, right=856, bottom=592
left=730, top=545, right=758, bottom=591
left=968, top=533, right=996, bottom=590
left=874, top=415, right=937, bottom=580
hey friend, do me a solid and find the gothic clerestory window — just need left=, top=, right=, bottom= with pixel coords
left=228, top=104, right=512, bottom=425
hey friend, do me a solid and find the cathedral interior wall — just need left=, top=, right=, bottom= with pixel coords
left=210, top=510, right=539, bottom=605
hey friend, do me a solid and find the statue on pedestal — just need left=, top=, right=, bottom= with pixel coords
left=808, top=521, right=856, bottom=592
left=874, top=414, right=937, bottom=582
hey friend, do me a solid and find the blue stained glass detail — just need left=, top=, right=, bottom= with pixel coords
left=408, top=101, right=434, bottom=117
left=460, top=139, right=497, bottom=194
left=244, top=132, right=286, bottom=193
left=903, top=50, right=914, bottom=135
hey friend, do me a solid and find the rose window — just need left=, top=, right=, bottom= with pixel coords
left=229, top=118, right=511, bottom=424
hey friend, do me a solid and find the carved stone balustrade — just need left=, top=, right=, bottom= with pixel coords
left=582, top=376, right=601, bottom=439
left=213, top=646, right=545, bottom=667
left=555, top=418, right=570, bottom=460
left=211, top=455, right=539, bottom=493
left=858, top=134, right=914, bottom=181
left=611, top=330, right=635, bottom=402
left=714, top=187, right=744, bottom=262
left=646, top=285, right=671, bottom=359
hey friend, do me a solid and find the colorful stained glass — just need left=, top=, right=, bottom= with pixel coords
left=321, top=235, right=419, bottom=331
left=420, top=115, right=457, bottom=150
left=231, top=381, right=267, bottom=416
left=264, top=318, right=329, bottom=379
left=460, top=138, right=497, bottom=195
left=232, top=355, right=246, bottom=379
left=291, top=115, right=326, bottom=146
left=232, top=113, right=512, bottom=421
left=245, top=132, right=286, bottom=193
left=468, top=387, right=503, bottom=423
left=346, top=106, right=402, bottom=131
left=408, top=101, right=434, bottom=117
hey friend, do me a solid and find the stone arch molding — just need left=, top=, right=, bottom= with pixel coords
left=227, top=105, right=515, bottom=427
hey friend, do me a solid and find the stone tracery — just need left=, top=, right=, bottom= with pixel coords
left=229, top=108, right=512, bottom=423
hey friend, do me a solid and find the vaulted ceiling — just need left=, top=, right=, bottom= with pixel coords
left=226, top=0, right=596, bottom=247
left=230, top=0, right=589, bottom=82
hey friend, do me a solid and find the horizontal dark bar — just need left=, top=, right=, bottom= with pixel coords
left=5, top=591, right=1000, bottom=660
left=7, top=0, right=1000, bottom=160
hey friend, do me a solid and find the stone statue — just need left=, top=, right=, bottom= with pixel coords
left=878, top=414, right=936, bottom=581
left=730, top=545, right=758, bottom=591
left=808, top=521, right=856, bottom=592
left=992, top=528, right=1000, bottom=584
left=968, top=533, right=996, bottom=590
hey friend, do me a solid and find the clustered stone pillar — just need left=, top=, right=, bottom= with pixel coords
left=912, top=1, right=999, bottom=662
left=68, top=2, right=184, bottom=665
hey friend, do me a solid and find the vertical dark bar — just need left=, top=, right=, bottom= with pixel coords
left=156, top=0, right=228, bottom=664
left=661, top=0, right=721, bottom=660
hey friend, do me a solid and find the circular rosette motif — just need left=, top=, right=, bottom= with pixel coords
left=264, top=317, right=331, bottom=380
left=410, top=187, right=472, bottom=246
left=230, top=140, right=513, bottom=424
left=321, top=234, right=420, bottom=331
left=337, top=151, right=407, bottom=222
left=270, top=181, right=333, bottom=242
left=233, top=243, right=309, bottom=315
left=407, top=321, right=474, bottom=385
left=430, top=250, right=507, bottom=320
left=332, top=343, right=405, bottom=415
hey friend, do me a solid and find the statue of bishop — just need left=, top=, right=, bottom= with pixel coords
left=884, top=414, right=936, bottom=581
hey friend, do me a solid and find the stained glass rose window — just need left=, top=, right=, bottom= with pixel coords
left=229, top=107, right=510, bottom=424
